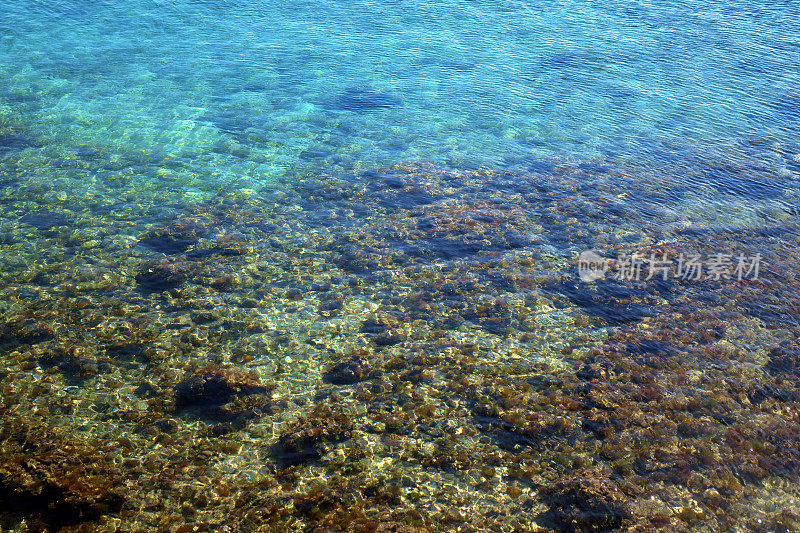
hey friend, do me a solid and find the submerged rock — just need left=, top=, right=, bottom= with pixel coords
left=38, top=351, right=108, bottom=384
left=322, top=358, right=368, bottom=385
left=138, top=230, right=198, bottom=255
left=537, top=474, right=632, bottom=532
left=360, top=318, right=387, bottom=335
left=0, top=318, right=54, bottom=350
left=271, top=404, right=353, bottom=466
left=174, top=366, right=276, bottom=431
left=544, top=280, right=653, bottom=325
left=0, top=422, right=126, bottom=531
left=134, top=259, right=192, bottom=293
left=174, top=366, right=272, bottom=408
left=0, top=132, right=28, bottom=154
left=20, top=210, right=70, bottom=231
left=329, top=85, right=401, bottom=112
left=699, top=165, right=784, bottom=200
left=765, top=341, right=800, bottom=378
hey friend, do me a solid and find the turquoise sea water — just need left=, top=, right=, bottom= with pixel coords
left=2, top=1, right=800, bottom=531
left=3, top=0, right=800, bottom=187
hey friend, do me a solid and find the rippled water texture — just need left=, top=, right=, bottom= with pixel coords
left=1, top=0, right=800, bottom=531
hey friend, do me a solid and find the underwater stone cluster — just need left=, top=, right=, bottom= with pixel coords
left=0, top=159, right=799, bottom=531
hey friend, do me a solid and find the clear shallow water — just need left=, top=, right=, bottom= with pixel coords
left=2, top=0, right=800, bottom=185
left=2, top=1, right=800, bottom=532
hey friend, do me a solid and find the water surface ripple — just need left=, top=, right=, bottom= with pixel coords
left=1, top=1, right=800, bottom=531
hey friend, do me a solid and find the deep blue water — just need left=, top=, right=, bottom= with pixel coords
left=2, top=0, right=799, bottom=194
